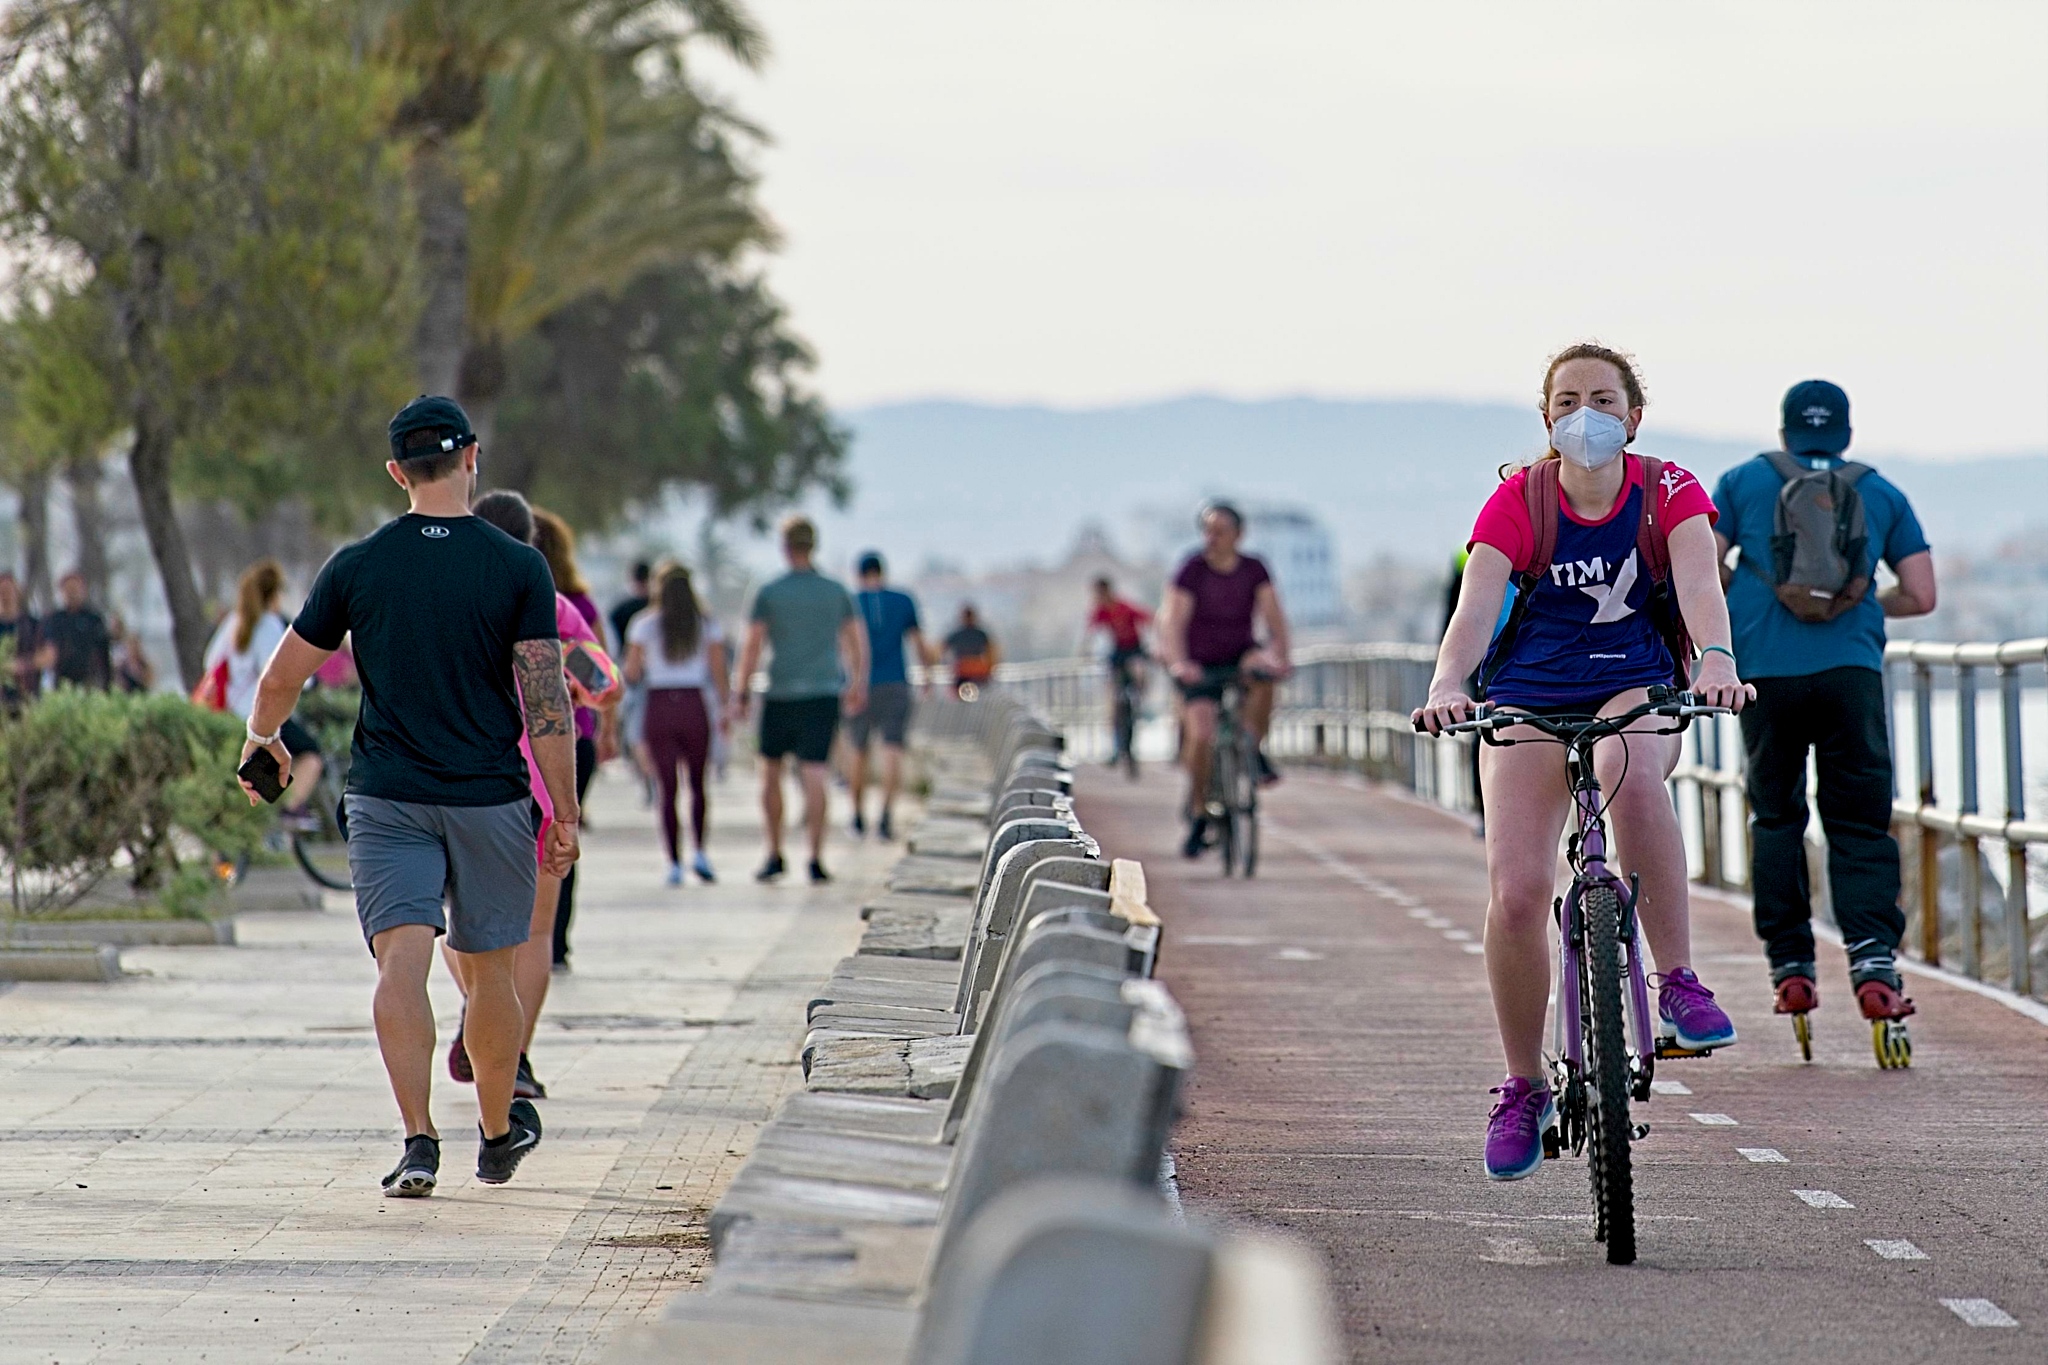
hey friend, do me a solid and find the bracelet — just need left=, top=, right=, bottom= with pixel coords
left=1695, top=645, right=1736, bottom=667
left=246, top=724, right=281, bottom=747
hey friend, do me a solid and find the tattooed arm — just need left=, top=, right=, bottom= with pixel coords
left=513, top=638, right=581, bottom=874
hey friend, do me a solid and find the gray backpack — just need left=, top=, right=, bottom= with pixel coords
left=1750, top=450, right=1871, bottom=623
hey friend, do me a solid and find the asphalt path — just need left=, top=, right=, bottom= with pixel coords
left=1075, top=765, right=2048, bottom=1364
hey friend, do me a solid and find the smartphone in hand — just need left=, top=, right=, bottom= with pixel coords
left=238, top=748, right=288, bottom=804
left=565, top=644, right=606, bottom=693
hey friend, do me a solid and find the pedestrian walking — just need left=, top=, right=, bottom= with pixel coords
left=846, top=552, right=931, bottom=841
left=0, top=570, right=43, bottom=707
left=624, top=563, right=729, bottom=884
left=239, top=396, right=576, bottom=1196
left=38, top=570, right=110, bottom=689
left=610, top=560, right=655, bottom=799
left=733, top=516, right=868, bottom=884
left=1713, top=379, right=1937, bottom=1053
left=531, top=507, right=617, bottom=969
left=441, top=490, right=617, bottom=1103
left=201, top=559, right=325, bottom=825
left=942, top=604, right=997, bottom=697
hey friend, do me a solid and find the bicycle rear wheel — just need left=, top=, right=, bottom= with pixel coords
left=290, top=779, right=353, bottom=891
left=1212, top=739, right=1240, bottom=877
left=1235, top=729, right=1260, bottom=878
left=1581, top=884, right=1636, bottom=1265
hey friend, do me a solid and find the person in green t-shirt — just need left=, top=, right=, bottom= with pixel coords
left=734, top=516, right=868, bottom=884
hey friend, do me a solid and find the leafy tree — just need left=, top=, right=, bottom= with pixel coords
left=492, top=259, right=849, bottom=529
left=0, top=0, right=415, bottom=683
left=362, top=0, right=765, bottom=397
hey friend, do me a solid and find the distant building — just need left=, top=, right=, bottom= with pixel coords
left=1240, top=505, right=1341, bottom=628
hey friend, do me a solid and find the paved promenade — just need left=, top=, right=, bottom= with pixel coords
left=0, top=766, right=896, bottom=1364
left=1075, top=765, right=2048, bottom=1365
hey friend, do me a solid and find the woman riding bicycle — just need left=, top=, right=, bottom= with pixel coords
left=1414, top=343, right=1753, bottom=1182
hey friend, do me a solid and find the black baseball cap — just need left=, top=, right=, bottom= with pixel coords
left=388, top=395, right=477, bottom=462
left=1781, top=379, right=1851, bottom=456
left=857, top=551, right=885, bottom=577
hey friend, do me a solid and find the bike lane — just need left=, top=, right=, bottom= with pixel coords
left=1075, top=767, right=2048, bottom=1364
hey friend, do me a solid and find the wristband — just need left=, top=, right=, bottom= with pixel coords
left=247, top=724, right=281, bottom=747
left=1695, top=645, right=1736, bottom=668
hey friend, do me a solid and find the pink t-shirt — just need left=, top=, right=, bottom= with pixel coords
left=1469, top=455, right=1716, bottom=572
left=519, top=594, right=601, bottom=834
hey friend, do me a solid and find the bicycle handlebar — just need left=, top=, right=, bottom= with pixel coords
left=1412, top=688, right=1731, bottom=745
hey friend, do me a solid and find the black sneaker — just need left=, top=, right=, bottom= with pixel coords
left=476, top=1100, right=542, bottom=1185
left=514, top=1053, right=547, bottom=1100
left=1255, top=747, right=1281, bottom=787
left=755, top=853, right=787, bottom=883
left=381, top=1134, right=440, bottom=1198
left=878, top=808, right=894, bottom=841
left=850, top=810, right=866, bottom=837
left=809, top=860, right=832, bottom=884
left=1182, top=816, right=1209, bottom=859
left=448, top=1008, right=473, bottom=1084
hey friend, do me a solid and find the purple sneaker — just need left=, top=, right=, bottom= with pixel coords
left=1657, top=967, right=1738, bottom=1050
left=1484, top=1077, right=1555, bottom=1181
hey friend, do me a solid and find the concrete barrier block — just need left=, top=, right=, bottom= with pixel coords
left=0, top=942, right=122, bottom=982
left=860, top=903, right=973, bottom=960
left=806, top=1037, right=912, bottom=1094
left=774, top=1091, right=949, bottom=1143
left=888, top=857, right=983, bottom=897
left=954, top=842, right=1098, bottom=1017
left=911, top=1179, right=1211, bottom=1365
left=3, top=917, right=232, bottom=946
left=907, top=819, right=994, bottom=860
left=710, top=1169, right=944, bottom=1255
left=906, top=1034, right=973, bottom=1099
left=862, top=890, right=972, bottom=923
left=613, top=1292, right=914, bottom=1365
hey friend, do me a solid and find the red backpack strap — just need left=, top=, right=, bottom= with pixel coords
left=1522, top=458, right=1561, bottom=582
left=1635, top=454, right=1672, bottom=583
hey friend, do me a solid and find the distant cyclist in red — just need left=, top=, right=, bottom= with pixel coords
left=1086, top=577, right=1151, bottom=767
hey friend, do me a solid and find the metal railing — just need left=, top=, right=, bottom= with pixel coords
left=996, top=637, right=2048, bottom=998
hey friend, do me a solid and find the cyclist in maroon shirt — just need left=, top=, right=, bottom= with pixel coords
left=1156, top=503, right=1292, bottom=858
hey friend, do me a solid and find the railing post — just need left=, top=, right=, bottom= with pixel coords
left=1913, top=659, right=1941, bottom=966
left=2000, top=661, right=2032, bottom=996
left=1957, top=663, right=1981, bottom=979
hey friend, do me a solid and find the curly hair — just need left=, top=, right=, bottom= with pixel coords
left=1540, top=341, right=1647, bottom=413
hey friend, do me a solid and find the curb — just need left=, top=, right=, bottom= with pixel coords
left=2, top=918, right=234, bottom=947
left=0, top=942, right=122, bottom=983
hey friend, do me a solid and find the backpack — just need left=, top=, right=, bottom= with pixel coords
left=1478, top=454, right=1692, bottom=698
left=1746, top=450, right=1872, bottom=623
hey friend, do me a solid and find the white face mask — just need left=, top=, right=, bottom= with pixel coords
left=1550, top=406, right=1629, bottom=470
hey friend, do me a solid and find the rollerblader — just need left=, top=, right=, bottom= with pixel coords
left=1713, top=380, right=1935, bottom=1068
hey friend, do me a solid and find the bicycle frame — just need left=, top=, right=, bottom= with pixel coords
left=1551, top=743, right=1657, bottom=1094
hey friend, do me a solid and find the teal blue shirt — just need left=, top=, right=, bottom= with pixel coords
left=1711, top=455, right=1929, bottom=680
left=750, top=569, right=855, bottom=700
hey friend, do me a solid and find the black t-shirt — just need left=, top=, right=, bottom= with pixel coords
left=294, top=513, right=559, bottom=807
left=608, top=593, right=648, bottom=654
left=43, top=607, right=110, bottom=688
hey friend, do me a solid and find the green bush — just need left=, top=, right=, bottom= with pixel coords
left=0, top=689, right=272, bottom=918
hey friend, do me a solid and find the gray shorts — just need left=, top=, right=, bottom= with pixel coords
left=620, top=681, right=649, bottom=747
left=344, top=795, right=539, bottom=955
left=847, top=681, right=913, bottom=749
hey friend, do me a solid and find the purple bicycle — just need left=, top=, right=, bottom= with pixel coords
left=1430, top=686, right=1729, bottom=1265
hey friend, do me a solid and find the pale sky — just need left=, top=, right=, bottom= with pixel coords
left=704, top=0, right=2048, bottom=456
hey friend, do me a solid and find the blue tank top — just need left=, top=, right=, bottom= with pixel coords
left=1480, top=481, right=1676, bottom=708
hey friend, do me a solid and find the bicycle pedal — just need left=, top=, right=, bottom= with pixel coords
left=1653, top=1040, right=1714, bottom=1060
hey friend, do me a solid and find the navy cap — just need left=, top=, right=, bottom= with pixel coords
left=857, top=551, right=885, bottom=577
left=388, top=395, right=477, bottom=462
left=1781, top=379, right=1851, bottom=456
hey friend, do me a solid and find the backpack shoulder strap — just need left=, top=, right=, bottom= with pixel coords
left=1635, top=454, right=1671, bottom=582
left=1834, top=460, right=1873, bottom=487
left=1761, top=449, right=1805, bottom=482
left=1522, top=458, right=1560, bottom=582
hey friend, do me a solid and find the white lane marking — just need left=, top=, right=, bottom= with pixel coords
left=1180, top=935, right=1266, bottom=946
left=1738, top=1148, right=1789, bottom=1163
left=1478, top=1236, right=1553, bottom=1265
left=1406, top=908, right=1433, bottom=920
left=1865, top=1239, right=1928, bottom=1260
left=1689, top=1113, right=1738, bottom=1126
left=1442, top=929, right=1474, bottom=942
left=1462, top=943, right=1487, bottom=955
left=1422, top=917, right=1453, bottom=930
left=1794, top=1189, right=1854, bottom=1208
left=1941, top=1298, right=2018, bottom=1328
left=1274, top=947, right=1325, bottom=962
left=1650, top=1080, right=1691, bottom=1095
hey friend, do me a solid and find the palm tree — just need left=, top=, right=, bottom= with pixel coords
left=363, top=0, right=767, bottom=396
left=458, top=41, right=771, bottom=445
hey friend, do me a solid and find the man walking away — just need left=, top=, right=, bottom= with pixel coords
left=943, top=605, right=997, bottom=697
left=39, top=571, right=111, bottom=690
left=239, top=395, right=578, bottom=1196
left=734, top=517, right=867, bottom=884
left=847, top=552, right=932, bottom=841
left=1713, top=379, right=1936, bottom=1044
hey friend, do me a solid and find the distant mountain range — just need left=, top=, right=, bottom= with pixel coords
left=790, top=396, right=2046, bottom=574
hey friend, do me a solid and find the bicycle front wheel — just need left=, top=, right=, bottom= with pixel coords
left=1235, top=729, right=1260, bottom=878
left=291, top=781, right=353, bottom=892
left=1212, top=740, right=1240, bottom=877
left=1581, top=883, right=1636, bottom=1264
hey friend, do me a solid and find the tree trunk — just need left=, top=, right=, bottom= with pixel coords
left=410, top=132, right=470, bottom=396
left=64, top=456, right=109, bottom=605
left=17, top=467, right=53, bottom=613
left=126, top=420, right=210, bottom=688
left=457, top=332, right=506, bottom=469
